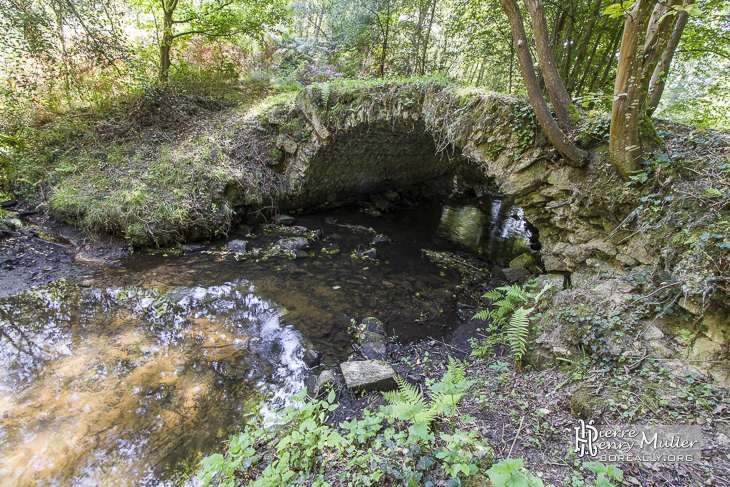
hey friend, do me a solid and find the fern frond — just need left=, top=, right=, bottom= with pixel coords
left=481, top=289, right=503, bottom=301
left=506, top=306, right=533, bottom=362
left=383, top=376, right=421, bottom=406
left=498, top=284, right=534, bottom=302
left=534, top=282, right=556, bottom=302
left=473, top=309, right=495, bottom=321
left=445, top=356, right=466, bottom=384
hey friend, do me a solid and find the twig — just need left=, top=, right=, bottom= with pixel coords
left=631, top=281, right=681, bottom=303
left=508, top=415, right=525, bottom=459
left=604, top=207, right=641, bottom=242
left=624, top=347, right=649, bottom=374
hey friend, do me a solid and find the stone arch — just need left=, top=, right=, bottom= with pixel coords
left=268, top=82, right=626, bottom=280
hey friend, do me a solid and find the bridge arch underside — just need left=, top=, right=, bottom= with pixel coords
left=285, top=120, right=484, bottom=209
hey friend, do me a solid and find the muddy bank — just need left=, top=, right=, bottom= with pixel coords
left=0, top=204, right=129, bottom=298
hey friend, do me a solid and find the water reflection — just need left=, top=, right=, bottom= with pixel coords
left=437, top=198, right=531, bottom=263
left=0, top=196, right=533, bottom=486
left=0, top=280, right=306, bottom=487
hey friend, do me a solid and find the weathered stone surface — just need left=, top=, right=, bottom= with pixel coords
left=306, top=370, right=336, bottom=398
left=643, top=324, right=664, bottom=340
left=359, top=331, right=387, bottom=360
left=273, top=214, right=296, bottom=226
left=362, top=317, right=385, bottom=335
left=340, top=360, right=397, bottom=392
left=226, top=240, right=247, bottom=252
left=278, top=237, right=309, bottom=250
left=509, top=252, right=535, bottom=269
left=535, top=273, right=564, bottom=292
left=179, top=243, right=205, bottom=253
left=276, top=134, right=298, bottom=154
left=502, top=267, right=531, bottom=284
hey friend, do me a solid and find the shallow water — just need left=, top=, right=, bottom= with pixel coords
left=0, top=196, right=531, bottom=486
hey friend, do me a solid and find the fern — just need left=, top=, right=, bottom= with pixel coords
left=320, top=83, right=331, bottom=109
left=472, top=281, right=550, bottom=365
left=482, top=289, right=503, bottom=300
left=498, top=284, right=533, bottom=302
left=506, top=307, right=533, bottom=362
left=382, top=358, right=472, bottom=430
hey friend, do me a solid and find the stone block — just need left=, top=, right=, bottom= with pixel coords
left=340, top=360, right=397, bottom=392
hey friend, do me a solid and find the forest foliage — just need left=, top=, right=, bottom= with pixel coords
left=0, top=0, right=728, bottom=197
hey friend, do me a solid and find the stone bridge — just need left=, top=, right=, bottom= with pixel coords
left=264, top=81, right=639, bottom=282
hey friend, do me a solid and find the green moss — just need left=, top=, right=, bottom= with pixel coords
left=639, top=116, right=664, bottom=149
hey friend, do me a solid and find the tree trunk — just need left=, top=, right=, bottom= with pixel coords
left=591, top=24, right=622, bottom=93
left=159, top=5, right=175, bottom=82
left=646, top=2, right=692, bottom=116
left=499, top=0, right=585, bottom=166
left=524, top=0, right=575, bottom=131
left=379, top=1, right=391, bottom=78
left=609, top=0, right=656, bottom=181
left=420, top=0, right=437, bottom=76
left=567, top=0, right=602, bottom=95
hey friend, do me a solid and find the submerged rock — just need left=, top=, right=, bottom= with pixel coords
left=372, top=234, right=392, bottom=245
left=226, top=240, right=247, bottom=252
left=362, top=317, right=385, bottom=335
left=273, top=214, right=296, bottom=226
left=302, top=349, right=323, bottom=369
left=359, top=248, right=378, bottom=260
left=340, top=360, right=397, bottom=392
left=359, top=331, right=387, bottom=360
left=278, top=237, right=309, bottom=250
left=179, top=243, right=205, bottom=254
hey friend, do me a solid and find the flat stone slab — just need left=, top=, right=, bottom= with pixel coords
left=340, top=360, right=397, bottom=392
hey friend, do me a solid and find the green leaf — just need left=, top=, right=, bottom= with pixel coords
left=408, top=421, right=433, bottom=442
left=705, top=188, right=723, bottom=196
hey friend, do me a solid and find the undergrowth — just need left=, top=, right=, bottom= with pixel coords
left=198, top=359, right=490, bottom=487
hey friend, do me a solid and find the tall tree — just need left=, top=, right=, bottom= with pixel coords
left=132, top=0, right=289, bottom=82
left=500, top=0, right=700, bottom=180
left=498, top=0, right=585, bottom=165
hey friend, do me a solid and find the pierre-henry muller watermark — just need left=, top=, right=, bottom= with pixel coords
left=573, top=420, right=702, bottom=464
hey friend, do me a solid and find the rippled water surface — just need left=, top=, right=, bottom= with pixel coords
left=0, top=196, right=530, bottom=486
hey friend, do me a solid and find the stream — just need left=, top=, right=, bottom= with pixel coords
left=0, top=196, right=532, bottom=486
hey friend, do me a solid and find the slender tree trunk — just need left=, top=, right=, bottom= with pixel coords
left=379, top=1, right=391, bottom=78
left=609, top=0, right=656, bottom=181
left=524, top=0, right=575, bottom=130
left=508, top=38, right=514, bottom=94
left=567, top=0, right=602, bottom=95
left=575, top=26, right=603, bottom=96
left=561, top=0, right=576, bottom=80
left=590, top=24, right=621, bottom=93
left=420, top=0, right=437, bottom=75
left=159, top=1, right=176, bottom=83
left=647, top=2, right=692, bottom=116
left=499, top=0, right=585, bottom=166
